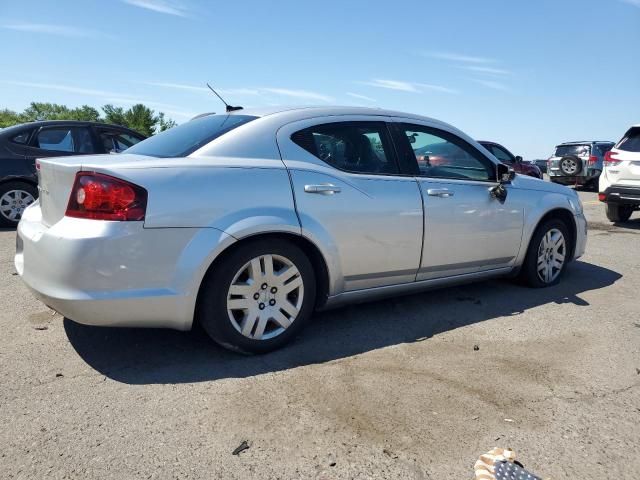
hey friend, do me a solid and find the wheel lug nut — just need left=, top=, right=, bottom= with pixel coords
left=253, top=293, right=260, bottom=300
left=270, top=287, right=277, bottom=294
left=259, top=303, right=265, bottom=310
left=261, top=283, right=268, bottom=290
left=269, top=299, right=276, bottom=306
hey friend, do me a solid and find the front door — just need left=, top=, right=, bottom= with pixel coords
left=277, top=117, right=424, bottom=293
left=394, top=122, right=524, bottom=280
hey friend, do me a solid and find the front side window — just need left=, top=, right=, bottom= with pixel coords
left=401, top=125, right=494, bottom=181
left=99, top=131, right=144, bottom=153
left=487, top=145, right=514, bottom=164
left=291, top=122, right=399, bottom=175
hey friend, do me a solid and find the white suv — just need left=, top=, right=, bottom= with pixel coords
left=599, top=125, right=640, bottom=222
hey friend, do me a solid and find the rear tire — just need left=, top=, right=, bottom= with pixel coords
left=605, top=203, right=633, bottom=223
left=519, top=219, right=571, bottom=288
left=0, top=181, right=38, bottom=228
left=196, top=239, right=316, bottom=354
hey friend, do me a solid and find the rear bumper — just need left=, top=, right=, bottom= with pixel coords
left=548, top=174, right=599, bottom=185
left=600, top=185, right=640, bottom=206
left=15, top=204, right=235, bottom=330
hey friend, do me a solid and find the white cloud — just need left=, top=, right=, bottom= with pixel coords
left=359, top=79, right=458, bottom=95
left=121, top=0, right=189, bottom=16
left=1, top=23, right=104, bottom=38
left=4, top=80, right=194, bottom=118
left=621, top=0, right=640, bottom=6
left=459, top=65, right=512, bottom=76
left=360, top=79, right=419, bottom=92
left=260, top=88, right=334, bottom=103
left=346, top=92, right=376, bottom=102
left=425, top=51, right=496, bottom=64
left=472, top=79, right=510, bottom=92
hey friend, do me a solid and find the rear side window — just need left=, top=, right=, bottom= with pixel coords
left=617, top=127, right=640, bottom=153
left=36, top=127, right=94, bottom=153
left=125, top=114, right=257, bottom=158
left=11, top=130, right=32, bottom=144
left=291, top=122, right=399, bottom=175
left=554, top=144, right=590, bottom=157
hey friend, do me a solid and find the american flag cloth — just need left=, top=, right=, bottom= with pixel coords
left=474, top=448, right=546, bottom=480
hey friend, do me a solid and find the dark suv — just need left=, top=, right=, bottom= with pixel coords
left=547, top=141, right=614, bottom=189
left=0, top=121, right=146, bottom=226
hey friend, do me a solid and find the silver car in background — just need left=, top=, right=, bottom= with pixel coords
left=16, top=106, right=587, bottom=353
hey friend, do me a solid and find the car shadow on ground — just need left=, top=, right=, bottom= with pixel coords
left=64, top=260, right=621, bottom=385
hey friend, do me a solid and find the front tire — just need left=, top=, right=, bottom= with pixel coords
left=519, top=219, right=571, bottom=288
left=196, top=239, right=316, bottom=354
left=0, top=181, right=38, bottom=227
left=605, top=203, right=633, bottom=223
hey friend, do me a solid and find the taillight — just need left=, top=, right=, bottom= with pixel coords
left=604, top=150, right=622, bottom=166
left=66, top=172, right=147, bottom=221
left=588, top=155, right=597, bottom=165
left=598, top=193, right=607, bottom=202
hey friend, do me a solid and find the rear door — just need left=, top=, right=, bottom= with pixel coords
left=277, top=116, right=424, bottom=292
left=608, top=127, right=640, bottom=187
left=24, top=125, right=97, bottom=161
left=392, top=120, right=524, bottom=280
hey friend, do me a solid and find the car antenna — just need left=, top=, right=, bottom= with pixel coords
left=206, top=83, right=243, bottom=113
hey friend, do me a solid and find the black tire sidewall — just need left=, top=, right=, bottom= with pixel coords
left=197, top=239, right=316, bottom=354
left=606, top=203, right=632, bottom=223
left=0, top=181, right=38, bottom=227
left=521, top=219, right=571, bottom=288
left=559, top=156, right=582, bottom=176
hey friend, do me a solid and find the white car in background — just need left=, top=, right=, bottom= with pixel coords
left=599, top=125, right=640, bottom=222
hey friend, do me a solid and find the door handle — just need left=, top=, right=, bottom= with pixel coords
left=304, top=184, right=341, bottom=194
left=426, top=188, right=454, bottom=197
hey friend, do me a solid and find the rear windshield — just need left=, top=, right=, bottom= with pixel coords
left=617, top=127, right=640, bottom=153
left=554, top=144, right=590, bottom=157
left=125, top=114, right=257, bottom=158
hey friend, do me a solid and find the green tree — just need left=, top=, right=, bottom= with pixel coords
left=123, top=104, right=157, bottom=137
left=0, top=109, right=24, bottom=128
left=102, top=104, right=127, bottom=126
left=20, top=102, right=102, bottom=122
left=157, top=112, right=177, bottom=132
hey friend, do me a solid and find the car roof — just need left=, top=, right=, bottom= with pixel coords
left=558, top=140, right=613, bottom=145
left=0, top=120, right=146, bottom=136
left=223, top=105, right=453, bottom=127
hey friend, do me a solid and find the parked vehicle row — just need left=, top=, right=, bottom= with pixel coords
left=0, top=121, right=146, bottom=227
left=15, top=106, right=587, bottom=353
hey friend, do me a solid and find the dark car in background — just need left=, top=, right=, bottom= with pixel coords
left=0, top=121, right=146, bottom=226
left=547, top=141, right=614, bottom=189
left=478, top=141, right=543, bottom=179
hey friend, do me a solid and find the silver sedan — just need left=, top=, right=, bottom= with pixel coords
left=16, top=106, right=587, bottom=353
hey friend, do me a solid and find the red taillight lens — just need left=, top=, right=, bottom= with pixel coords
left=604, top=150, right=621, bottom=166
left=66, top=172, right=147, bottom=221
left=598, top=193, right=607, bottom=202
left=588, top=155, right=598, bottom=165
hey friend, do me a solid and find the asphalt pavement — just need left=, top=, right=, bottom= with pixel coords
left=0, top=187, right=638, bottom=479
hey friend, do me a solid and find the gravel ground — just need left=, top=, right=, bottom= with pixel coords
left=1, top=189, right=638, bottom=479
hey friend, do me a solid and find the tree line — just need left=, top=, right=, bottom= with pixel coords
left=0, top=102, right=177, bottom=137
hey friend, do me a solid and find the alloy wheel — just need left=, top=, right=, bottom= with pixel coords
left=561, top=158, right=578, bottom=175
left=536, top=228, right=566, bottom=283
left=226, top=254, right=304, bottom=340
left=0, top=190, right=35, bottom=222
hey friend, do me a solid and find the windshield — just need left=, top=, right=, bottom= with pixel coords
left=554, top=144, right=590, bottom=157
left=125, top=114, right=257, bottom=158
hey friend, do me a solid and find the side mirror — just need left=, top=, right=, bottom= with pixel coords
left=515, top=155, right=523, bottom=163
left=496, top=163, right=515, bottom=183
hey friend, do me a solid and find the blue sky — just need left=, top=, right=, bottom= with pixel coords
left=1, top=0, right=638, bottom=158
